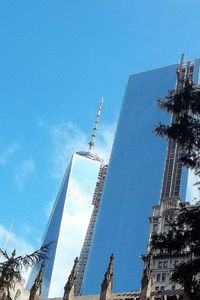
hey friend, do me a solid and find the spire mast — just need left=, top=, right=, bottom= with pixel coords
left=3, top=218, right=15, bottom=252
left=88, top=97, right=104, bottom=152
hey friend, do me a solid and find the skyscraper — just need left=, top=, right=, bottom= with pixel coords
left=26, top=99, right=105, bottom=299
left=80, top=58, right=200, bottom=295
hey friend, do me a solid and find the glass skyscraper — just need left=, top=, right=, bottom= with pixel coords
left=81, top=59, right=200, bottom=295
left=26, top=151, right=103, bottom=299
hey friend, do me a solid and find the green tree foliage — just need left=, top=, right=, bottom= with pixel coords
left=153, top=78, right=200, bottom=299
left=0, top=243, right=51, bottom=300
left=155, top=79, right=200, bottom=171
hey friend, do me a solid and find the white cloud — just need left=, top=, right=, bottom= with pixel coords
left=14, top=159, right=36, bottom=189
left=0, top=143, right=20, bottom=166
left=39, top=121, right=87, bottom=179
left=50, top=122, right=88, bottom=179
left=20, top=223, right=34, bottom=236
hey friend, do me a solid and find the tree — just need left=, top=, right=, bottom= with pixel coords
left=152, top=76, right=200, bottom=300
left=0, top=243, right=51, bottom=300
left=155, top=78, right=200, bottom=172
left=151, top=204, right=200, bottom=300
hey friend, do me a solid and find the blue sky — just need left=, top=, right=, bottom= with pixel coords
left=1, top=0, right=200, bottom=266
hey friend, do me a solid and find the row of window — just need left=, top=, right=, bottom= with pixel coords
left=155, top=286, right=165, bottom=291
left=155, top=285, right=176, bottom=292
left=157, top=259, right=179, bottom=269
left=156, top=273, right=166, bottom=282
left=158, top=261, right=168, bottom=269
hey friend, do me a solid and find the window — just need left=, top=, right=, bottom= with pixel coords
left=158, top=261, right=162, bottom=269
left=161, top=273, right=166, bottom=281
left=155, top=286, right=159, bottom=291
left=163, top=261, right=168, bottom=268
left=160, top=286, right=165, bottom=291
left=156, top=273, right=161, bottom=281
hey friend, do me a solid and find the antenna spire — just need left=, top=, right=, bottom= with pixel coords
left=3, top=218, right=15, bottom=251
left=88, top=97, right=104, bottom=152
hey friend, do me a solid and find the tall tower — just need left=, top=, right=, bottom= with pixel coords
left=80, top=58, right=200, bottom=295
left=26, top=99, right=105, bottom=299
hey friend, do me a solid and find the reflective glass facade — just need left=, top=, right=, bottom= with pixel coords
left=186, top=59, right=200, bottom=203
left=26, top=151, right=102, bottom=299
left=81, top=62, right=200, bottom=294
